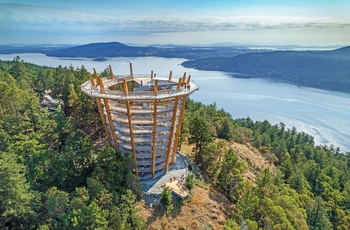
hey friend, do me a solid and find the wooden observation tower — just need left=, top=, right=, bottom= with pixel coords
left=81, top=63, right=198, bottom=179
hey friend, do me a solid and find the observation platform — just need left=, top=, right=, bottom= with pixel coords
left=162, top=178, right=190, bottom=199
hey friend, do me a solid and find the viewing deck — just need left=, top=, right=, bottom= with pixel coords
left=162, top=178, right=190, bottom=199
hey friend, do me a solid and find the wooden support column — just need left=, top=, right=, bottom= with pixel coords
left=95, top=99, right=112, bottom=147
left=122, top=77, right=137, bottom=175
left=165, top=99, right=179, bottom=171
left=171, top=95, right=187, bottom=163
left=126, top=100, right=138, bottom=176
left=176, top=77, right=182, bottom=89
left=153, top=79, right=158, bottom=95
left=182, top=72, right=186, bottom=84
left=89, top=72, right=112, bottom=147
left=109, top=65, right=115, bottom=79
left=152, top=100, right=157, bottom=177
left=99, top=77, right=119, bottom=148
left=88, top=72, right=96, bottom=86
left=123, top=79, right=129, bottom=95
left=109, top=65, right=118, bottom=91
left=186, top=75, right=191, bottom=84
left=103, top=99, right=118, bottom=148
left=165, top=78, right=182, bottom=171
left=168, top=71, right=172, bottom=81
left=129, top=62, right=133, bottom=77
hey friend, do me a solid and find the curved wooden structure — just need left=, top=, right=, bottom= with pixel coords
left=81, top=64, right=198, bottom=179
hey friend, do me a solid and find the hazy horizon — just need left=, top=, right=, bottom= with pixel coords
left=1, top=0, right=349, bottom=47
left=0, top=42, right=346, bottom=50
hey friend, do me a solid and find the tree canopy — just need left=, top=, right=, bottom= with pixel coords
left=1, top=57, right=350, bottom=229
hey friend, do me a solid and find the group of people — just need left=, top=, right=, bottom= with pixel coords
left=168, top=174, right=186, bottom=188
left=181, top=83, right=191, bottom=91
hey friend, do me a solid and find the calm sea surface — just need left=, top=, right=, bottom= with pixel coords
left=1, top=53, right=349, bottom=153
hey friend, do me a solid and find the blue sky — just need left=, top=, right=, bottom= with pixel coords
left=1, top=0, right=349, bottom=46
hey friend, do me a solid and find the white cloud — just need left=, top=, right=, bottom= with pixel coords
left=1, top=3, right=349, bottom=45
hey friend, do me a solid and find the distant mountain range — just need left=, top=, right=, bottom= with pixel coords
left=182, top=46, right=350, bottom=93
left=0, top=44, right=74, bottom=54
left=41, top=42, right=256, bottom=59
left=0, top=42, right=349, bottom=93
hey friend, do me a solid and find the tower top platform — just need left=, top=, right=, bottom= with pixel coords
left=82, top=72, right=198, bottom=102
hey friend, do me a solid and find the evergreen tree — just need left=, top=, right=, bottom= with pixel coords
left=0, top=152, right=35, bottom=228
left=188, top=113, right=212, bottom=159
left=306, top=196, right=332, bottom=230
left=161, top=187, right=173, bottom=206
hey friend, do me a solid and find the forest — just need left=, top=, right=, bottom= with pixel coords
left=0, top=57, right=145, bottom=229
left=182, top=99, right=350, bottom=229
left=1, top=57, right=350, bottom=229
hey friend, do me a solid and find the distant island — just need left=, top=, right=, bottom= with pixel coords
left=92, top=57, right=107, bottom=62
left=0, top=42, right=349, bottom=93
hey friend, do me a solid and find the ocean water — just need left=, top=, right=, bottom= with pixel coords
left=1, top=53, right=349, bottom=152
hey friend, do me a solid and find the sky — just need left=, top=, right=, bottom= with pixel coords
left=0, top=0, right=349, bottom=46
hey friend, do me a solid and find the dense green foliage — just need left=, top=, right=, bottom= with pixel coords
left=183, top=99, right=350, bottom=229
left=0, top=58, right=145, bottom=229
left=160, top=187, right=172, bottom=206
left=183, top=46, right=350, bottom=93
